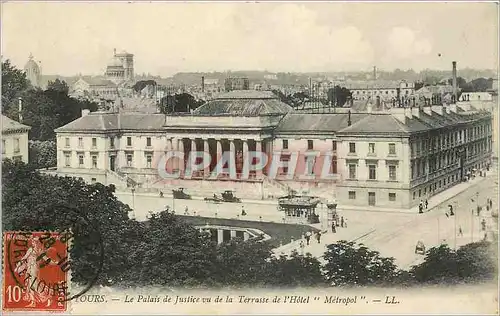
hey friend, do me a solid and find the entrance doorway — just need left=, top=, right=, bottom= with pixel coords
left=368, top=192, right=376, bottom=206
left=110, top=156, right=116, bottom=171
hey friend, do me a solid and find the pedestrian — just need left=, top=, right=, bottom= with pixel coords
left=332, top=223, right=337, bottom=234
left=241, top=206, right=246, bottom=216
left=490, top=199, right=493, bottom=209
left=481, top=219, right=486, bottom=231
left=458, top=226, right=463, bottom=236
left=184, top=206, right=189, bottom=215
left=477, top=206, right=481, bottom=216
left=445, top=212, right=449, bottom=218
left=159, top=191, right=164, bottom=198
left=344, top=219, right=347, bottom=228
left=305, top=231, right=312, bottom=245
left=419, top=203, right=423, bottom=214
left=316, top=231, right=322, bottom=244
left=299, top=240, right=305, bottom=255
left=425, top=199, right=428, bottom=209
left=340, top=216, right=344, bottom=228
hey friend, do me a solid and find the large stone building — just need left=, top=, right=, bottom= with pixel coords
left=53, top=89, right=493, bottom=209
left=1, top=115, right=31, bottom=163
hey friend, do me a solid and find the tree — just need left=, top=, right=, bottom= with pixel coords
left=323, top=240, right=399, bottom=286
left=47, top=79, right=69, bottom=94
left=159, top=93, right=204, bottom=114
left=266, top=250, right=325, bottom=288
left=28, top=140, right=57, bottom=169
left=1, top=59, right=30, bottom=107
left=410, top=242, right=497, bottom=284
left=327, top=86, right=352, bottom=107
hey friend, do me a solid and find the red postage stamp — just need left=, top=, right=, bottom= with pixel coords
left=3, top=231, right=70, bottom=312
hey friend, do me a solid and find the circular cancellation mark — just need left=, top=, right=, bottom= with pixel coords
left=5, top=203, right=104, bottom=308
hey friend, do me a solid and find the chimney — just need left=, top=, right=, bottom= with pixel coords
left=18, top=97, right=23, bottom=123
left=373, top=66, right=377, bottom=81
left=81, top=109, right=91, bottom=117
left=347, top=110, right=352, bottom=126
left=113, top=48, right=117, bottom=56
left=201, top=76, right=205, bottom=93
left=452, top=61, right=457, bottom=100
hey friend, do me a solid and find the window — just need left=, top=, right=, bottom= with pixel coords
left=126, top=154, right=133, bottom=167
left=78, top=154, right=84, bottom=167
left=307, top=140, right=313, bottom=150
left=127, top=137, right=132, bottom=146
left=13, top=138, right=20, bottom=153
left=389, top=193, right=396, bottom=201
left=368, top=165, right=376, bottom=180
left=146, top=137, right=152, bottom=147
left=92, top=138, right=97, bottom=148
left=348, top=164, right=356, bottom=179
left=78, top=137, right=83, bottom=148
left=146, top=155, right=152, bottom=168
left=2, top=140, right=5, bottom=154
left=349, top=142, right=356, bottom=153
left=388, top=165, right=397, bottom=181
left=65, top=137, right=70, bottom=147
left=368, top=192, right=376, bottom=206
left=64, top=153, right=71, bottom=167
left=389, top=143, right=396, bottom=155
left=282, top=140, right=288, bottom=150
left=110, top=137, right=115, bottom=148
left=348, top=191, right=356, bottom=200
left=332, top=141, right=337, bottom=151
left=368, top=143, right=375, bottom=154
left=91, top=155, right=98, bottom=168
left=91, top=178, right=97, bottom=183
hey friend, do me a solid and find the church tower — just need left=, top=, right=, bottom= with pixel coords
left=24, top=53, right=41, bottom=88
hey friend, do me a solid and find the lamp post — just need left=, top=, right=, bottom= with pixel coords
left=131, top=187, right=136, bottom=219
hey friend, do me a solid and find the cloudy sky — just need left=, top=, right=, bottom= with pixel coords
left=2, top=2, right=498, bottom=76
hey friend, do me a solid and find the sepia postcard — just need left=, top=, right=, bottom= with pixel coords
left=1, top=1, right=499, bottom=314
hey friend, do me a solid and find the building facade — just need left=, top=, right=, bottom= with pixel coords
left=54, top=90, right=493, bottom=209
left=24, top=53, right=42, bottom=88
left=224, top=77, right=250, bottom=92
left=1, top=115, right=31, bottom=163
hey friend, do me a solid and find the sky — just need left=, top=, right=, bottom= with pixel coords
left=1, top=2, right=498, bottom=77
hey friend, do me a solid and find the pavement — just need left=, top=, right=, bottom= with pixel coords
left=114, top=165, right=498, bottom=270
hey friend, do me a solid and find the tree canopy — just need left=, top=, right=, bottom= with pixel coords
left=159, top=93, right=204, bottom=114
left=1, top=59, right=30, bottom=106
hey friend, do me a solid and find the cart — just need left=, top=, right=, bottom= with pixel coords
left=172, top=188, right=192, bottom=200
left=221, top=190, right=241, bottom=203
left=415, top=240, right=426, bottom=255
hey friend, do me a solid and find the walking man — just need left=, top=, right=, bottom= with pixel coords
left=316, top=231, right=322, bottom=244
left=331, top=222, right=337, bottom=233
left=425, top=199, right=428, bottom=209
left=340, top=216, right=344, bottom=228
left=344, top=219, right=348, bottom=228
left=419, top=203, right=423, bottom=214
left=305, top=231, right=312, bottom=245
left=458, top=226, right=463, bottom=236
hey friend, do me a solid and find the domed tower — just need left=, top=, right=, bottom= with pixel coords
left=24, top=53, right=41, bottom=88
left=105, top=49, right=126, bottom=84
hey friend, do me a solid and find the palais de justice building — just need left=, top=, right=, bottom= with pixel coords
left=54, top=90, right=493, bottom=209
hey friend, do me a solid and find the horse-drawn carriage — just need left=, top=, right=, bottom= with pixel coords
left=204, top=190, right=241, bottom=203
left=415, top=240, right=426, bottom=255
left=172, top=188, right=192, bottom=200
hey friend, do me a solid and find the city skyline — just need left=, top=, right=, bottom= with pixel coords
left=2, top=2, right=498, bottom=77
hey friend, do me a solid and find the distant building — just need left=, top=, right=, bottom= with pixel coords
left=105, top=49, right=134, bottom=84
left=2, top=115, right=31, bottom=163
left=225, top=77, right=250, bottom=92
left=24, top=53, right=42, bottom=88
left=346, top=80, right=415, bottom=101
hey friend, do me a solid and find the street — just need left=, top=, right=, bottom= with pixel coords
left=115, top=167, right=498, bottom=270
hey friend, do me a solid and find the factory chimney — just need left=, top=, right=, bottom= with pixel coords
left=452, top=61, right=457, bottom=101
left=18, top=97, right=23, bottom=123
left=201, top=76, right=205, bottom=93
left=373, top=66, right=377, bottom=81
left=347, top=110, right=352, bottom=126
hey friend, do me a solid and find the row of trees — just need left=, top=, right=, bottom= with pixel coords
left=415, top=76, right=495, bottom=92
left=3, top=160, right=497, bottom=289
left=272, top=86, right=353, bottom=108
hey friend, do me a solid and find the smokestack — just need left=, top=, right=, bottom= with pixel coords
left=452, top=61, right=457, bottom=100
left=18, top=97, right=23, bottom=123
left=113, top=48, right=117, bottom=56
left=201, top=76, right=205, bottom=93
left=347, top=110, right=352, bottom=126
left=373, top=66, right=377, bottom=81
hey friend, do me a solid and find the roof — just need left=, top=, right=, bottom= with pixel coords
left=343, top=80, right=410, bottom=90
left=55, top=112, right=165, bottom=132
left=337, top=113, right=410, bottom=134
left=107, top=57, right=124, bottom=68
left=1, top=115, right=31, bottom=133
left=24, top=54, right=39, bottom=71
left=275, top=112, right=368, bottom=133
left=193, top=90, right=292, bottom=116
left=74, top=77, right=117, bottom=87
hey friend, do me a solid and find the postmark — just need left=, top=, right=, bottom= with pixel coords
left=3, top=231, right=69, bottom=312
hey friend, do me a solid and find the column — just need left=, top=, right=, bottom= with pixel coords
left=242, top=140, right=249, bottom=178
left=203, top=139, right=210, bottom=177
left=255, top=140, right=263, bottom=178
left=190, top=139, right=197, bottom=177
left=166, top=138, right=174, bottom=172
left=230, top=230, right=237, bottom=240
left=243, top=231, right=249, bottom=241
left=229, top=139, right=236, bottom=178
left=217, top=229, right=224, bottom=245
left=178, top=138, right=184, bottom=173
left=216, top=139, right=222, bottom=175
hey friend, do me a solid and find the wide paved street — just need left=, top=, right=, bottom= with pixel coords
left=115, top=166, right=498, bottom=270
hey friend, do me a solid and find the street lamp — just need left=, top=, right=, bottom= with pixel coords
left=131, top=187, right=136, bottom=219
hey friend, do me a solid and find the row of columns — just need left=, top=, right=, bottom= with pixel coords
left=198, top=227, right=250, bottom=244
left=165, top=137, right=265, bottom=178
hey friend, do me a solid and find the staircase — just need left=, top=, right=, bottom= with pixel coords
left=106, top=169, right=137, bottom=189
